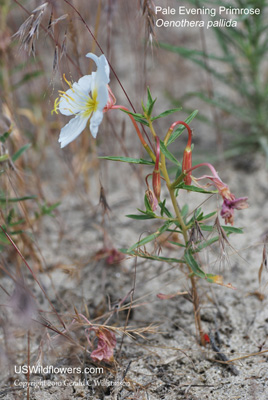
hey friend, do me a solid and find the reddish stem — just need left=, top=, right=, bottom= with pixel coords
left=168, top=121, right=192, bottom=147
left=185, top=162, right=218, bottom=177
left=112, top=105, right=150, bottom=150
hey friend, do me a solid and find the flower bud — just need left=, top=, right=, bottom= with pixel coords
left=182, top=146, right=192, bottom=185
left=145, top=188, right=158, bottom=211
left=152, top=169, right=161, bottom=201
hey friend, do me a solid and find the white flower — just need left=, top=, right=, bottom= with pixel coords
left=53, top=53, right=110, bottom=148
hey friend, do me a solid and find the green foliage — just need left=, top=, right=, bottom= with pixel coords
left=175, top=183, right=217, bottom=194
left=160, top=0, right=268, bottom=155
left=167, top=110, right=198, bottom=145
left=127, top=221, right=173, bottom=252
left=160, top=141, right=181, bottom=166
left=35, top=202, right=61, bottom=219
left=0, top=131, right=12, bottom=143
left=0, top=132, right=59, bottom=253
left=98, top=156, right=154, bottom=165
left=12, top=144, right=32, bottom=162
left=121, top=88, right=182, bottom=127
left=104, top=89, right=245, bottom=287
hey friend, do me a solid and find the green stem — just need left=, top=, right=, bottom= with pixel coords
left=170, top=172, right=186, bottom=190
left=148, top=119, right=157, bottom=139
left=160, top=153, right=188, bottom=243
left=160, top=140, right=205, bottom=346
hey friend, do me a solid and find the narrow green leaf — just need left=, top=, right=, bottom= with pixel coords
left=197, top=211, right=217, bottom=221
left=39, top=202, right=61, bottom=216
left=0, top=131, right=11, bottom=144
left=147, top=98, right=157, bottom=117
left=0, top=232, right=11, bottom=244
left=167, top=228, right=182, bottom=234
left=128, top=221, right=172, bottom=252
left=7, top=209, right=15, bottom=225
left=126, top=214, right=155, bottom=220
left=181, top=204, right=189, bottom=217
left=147, top=87, right=154, bottom=106
left=12, top=144, right=31, bottom=162
left=160, top=199, right=166, bottom=217
left=176, top=183, right=217, bottom=194
left=99, top=156, right=154, bottom=166
left=193, top=236, right=219, bottom=252
left=120, top=248, right=184, bottom=264
left=0, top=195, right=37, bottom=203
left=167, top=110, right=198, bottom=145
left=144, top=193, right=154, bottom=212
left=160, top=140, right=180, bottom=166
left=168, top=241, right=186, bottom=248
left=151, top=107, right=182, bottom=121
left=120, top=108, right=149, bottom=126
left=159, top=201, right=173, bottom=218
left=184, top=249, right=206, bottom=279
left=146, top=88, right=157, bottom=116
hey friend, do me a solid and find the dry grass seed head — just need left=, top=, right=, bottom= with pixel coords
left=140, top=0, right=157, bottom=44
left=13, top=2, right=49, bottom=56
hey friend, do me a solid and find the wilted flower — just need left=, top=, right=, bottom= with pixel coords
left=145, top=188, right=158, bottom=211
left=53, top=53, right=112, bottom=148
left=189, top=162, right=248, bottom=225
left=90, top=328, right=116, bottom=362
left=220, top=196, right=248, bottom=225
left=95, top=247, right=125, bottom=265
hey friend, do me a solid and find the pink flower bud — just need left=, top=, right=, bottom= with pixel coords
left=146, top=188, right=158, bottom=211
left=152, top=169, right=161, bottom=201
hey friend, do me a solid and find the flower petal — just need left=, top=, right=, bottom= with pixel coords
left=58, top=114, right=88, bottom=148
left=86, top=53, right=110, bottom=84
left=59, top=88, right=87, bottom=116
left=96, top=83, right=108, bottom=110
left=85, top=52, right=99, bottom=66
left=98, top=54, right=110, bottom=83
left=73, top=74, right=92, bottom=94
left=90, top=109, right=103, bottom=138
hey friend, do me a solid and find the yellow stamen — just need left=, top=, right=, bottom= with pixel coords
left=63, top=73, right=73, bottom=89
left=59, top=91, right=76, bottom=103
left=51, top=97, right=60, bottom=115
left=83, top=88, right=99, bottom=118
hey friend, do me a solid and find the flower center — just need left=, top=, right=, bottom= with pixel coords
left=83, top=89, right=99, bottom=118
